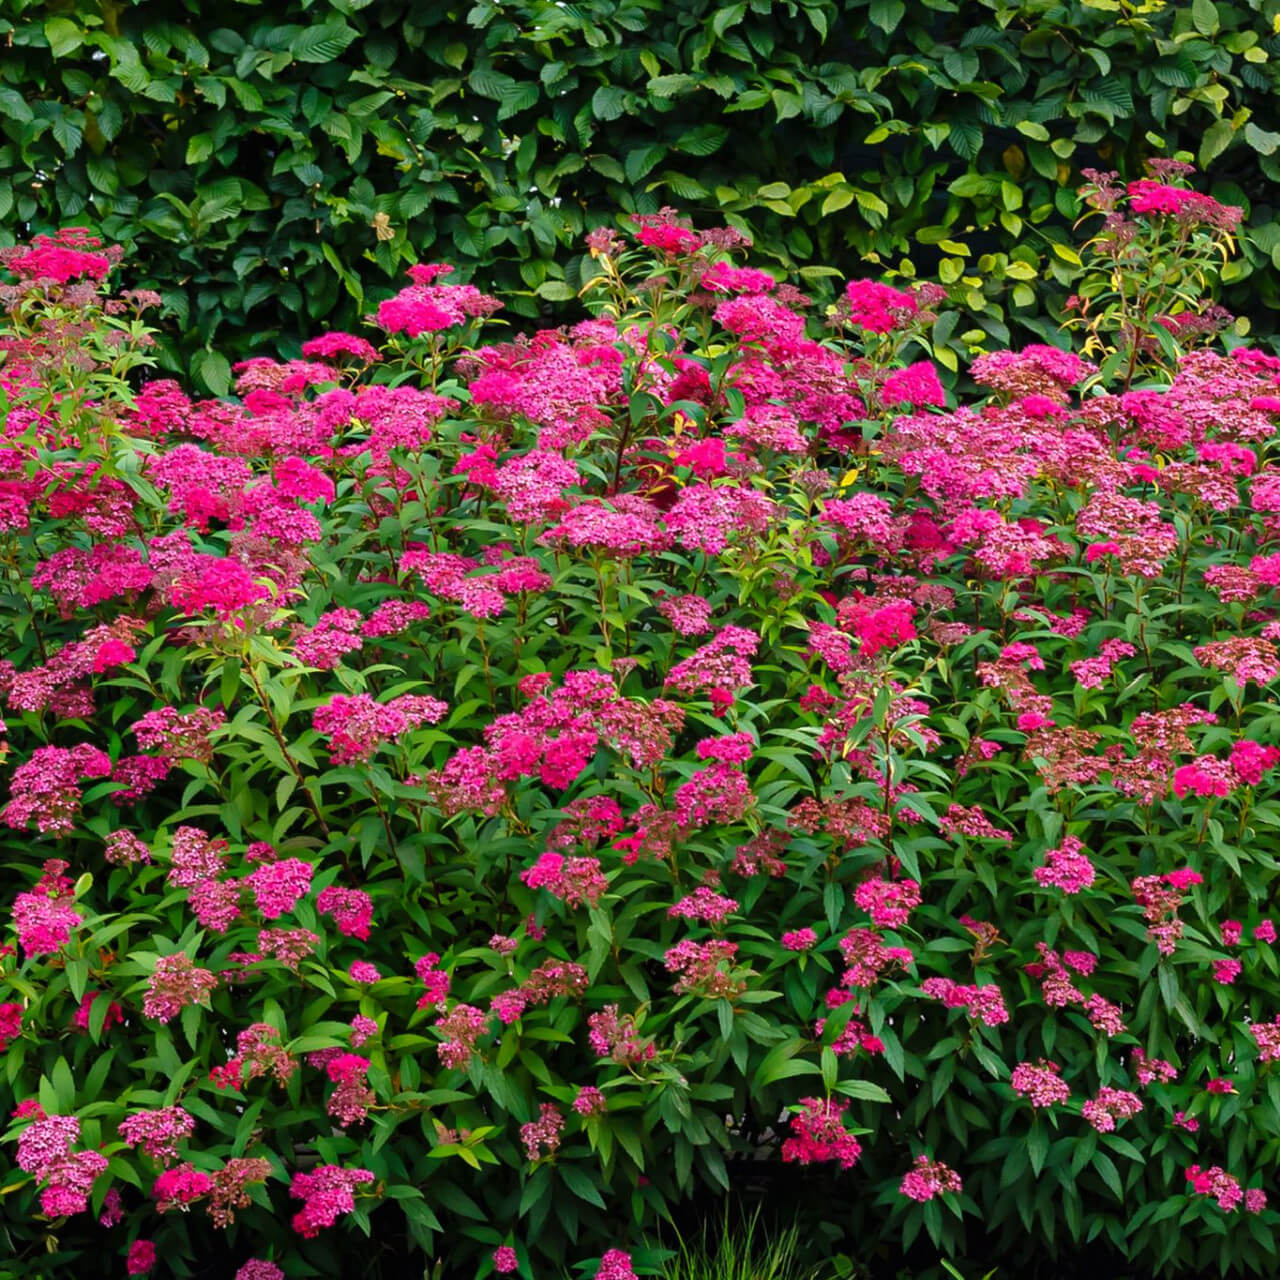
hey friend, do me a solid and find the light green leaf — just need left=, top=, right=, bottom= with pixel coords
left=1199, top=118, right=1235, bottom=168
left=821, top=187, right=855, bottom=216
left=44, top=17, right=84, bottom=58
left=1246, top=122, right=1280, bottom=156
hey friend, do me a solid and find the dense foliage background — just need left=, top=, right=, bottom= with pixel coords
left=6, top=0, right=1280, bottom=389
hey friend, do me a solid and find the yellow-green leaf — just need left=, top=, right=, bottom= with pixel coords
left=821, top=188, right=856, bottom=217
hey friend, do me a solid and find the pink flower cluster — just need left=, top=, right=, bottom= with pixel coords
left=587, top=1005, right=655, bottom=1065
left=1069, top=639, right=1135, bottom=689
left=15, top=1112, right=109, bottom=1217
left=152, top=1162, right=213, bottom=1211
left=666, top=626, right=759, bottom=706
left=838, top=927, right=913, bottom=988
left=209, top=1023, right=296, bottom=1090
left=8, top=230, right=113, bottom=283
left=1194, top=636, right=1280, bottom=686
left=426, top=669, right=683, bottom=813
left=1032, top=835, right=1096, bottom=894
left=289, top=1164, right=375, bottom=1237
left=574, top=1086, right=607, bottom=1117
left=415, top=952, right=451, bottom=1009
left=141, top=954, right=218, bottom=1022
left=938, top=803, right=1013, bottom=842
left=853, top=877, right=920, bottom=929
left=844, top=279, right=919, bottom=334
left=899, top=1155, right=963, bottom=1201
left=401, top=545, right=551, bottom=618
left=1251, top=1016, right=1280, bottom=1062
left=781, top=1096, right=862, bottom=1169
left=126, top=1241, right=157, bottom=1276
left=312, top=692, right=448, bottom=764
left=522, top=852, right=609, bottom=908
left=326, top=1054, right=375, bottom=1126
left=375, top=263, right=500, bottom=339
left=12, top=859, right=82, bottom=956
left=519, top=1103, right=565, bottom=1161
left=3, top=742, right=111, bottom=834
left=1184, top=1165, right=1263, bottom=1213
left=1010, top=1060, right=1071, bottom=1108
left=1131, top=1048, right=1177, bottom=1086
left=1131, top=869, right=1201, bottom=954
left=435, top=1002, right=488, bottom=1068
left=118, top=1106, right=196, bottom=1164
left=318, top=886, right=374, bottom=939
left=920, top=977, right=1010, bottom=1026
left=663, top=939, right=742, bottom=997
left=1081, top=1087, right=1143, bottom=1133
left=667, top=886, right=739, bottom=925
left=247, top=858, right=313, bottom=918
left=0, top=1002, right=21, bottom=1050
left=782, top=928, right=817, bottom=952
left=596, top=1250, right=638, bottom=1280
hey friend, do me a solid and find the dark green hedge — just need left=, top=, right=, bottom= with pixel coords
left=5, top=0, right=1280, bottom=389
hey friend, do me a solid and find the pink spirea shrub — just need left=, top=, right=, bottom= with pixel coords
left=0, top=180, right=1274, bottom=1278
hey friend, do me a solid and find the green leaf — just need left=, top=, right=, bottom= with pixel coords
left=0, top=88, right=33, bottom=125
left=1027, top=1123, right=1049, bottom=1176
left=624, top=144, right=666, bottom=184
left=591, top=85, right=628, bottom=121
left=186, top=133, right=215, bottom=165
left=656, top=171, right=708, bottom=200
left=1191, top=0, right=1218, bottom=36
left=1093, top=1151, right=1123, bottom=1200
left=191, top=347, right=232, bottom=397
left=471, top=66, right=509, bottom=98
left=86, top=157, right=118, bottom=194
left=772, top=89, right=803, bottom=122
left=753, top=1039, right=819, bottom=1087
left=673, top=124, right=728, bottom=157
left=821, top=188, right=855, bottom=217
left=1246, top=123, right=1280, bottom=156
left=51, top=113, right=83, bottom=155
left=558, top=1163, right=607, bottom=1208
left=944, top=112, right=989, bottom=158
left=1200, top=118, right=1235, bottom=168
left=52, top=1057, right=76, bottom=1112
left=711, top=3, right=746, bottom=37
left=1083, top=77, right=1134, bottom=118
left=589, top=155, right=625, bottom=182
left=949, top=173, right=1000, bottom=199
left=869, top=0, right=906, bottom=33
left=291, top=22, right=358, bottom=64
left=65, top=958, right=89, bottom=1004
left=322, top=241, right=364, bottom=305
left=647, top=74, right=698, bottom=98
left=44, top=17, right=84, bottom=58
left=854, top=188, right=890, bottom=218
left=833, top=1079, right=892, bottom=1103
